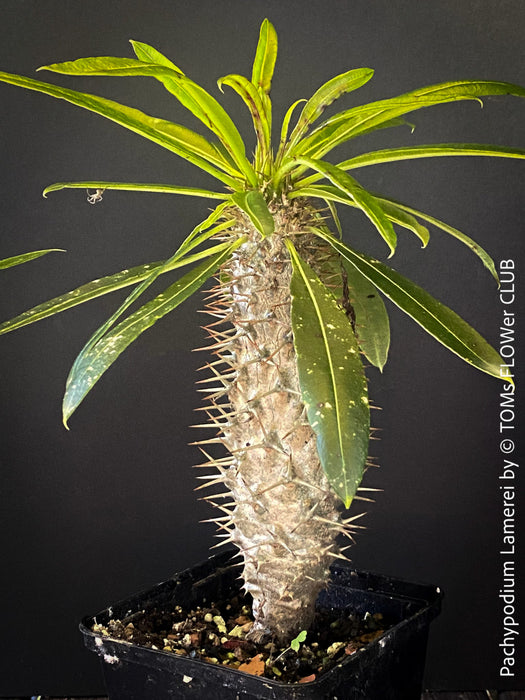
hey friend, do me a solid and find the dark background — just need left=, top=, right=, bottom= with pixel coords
left=0, top=0, right=523, bottom=694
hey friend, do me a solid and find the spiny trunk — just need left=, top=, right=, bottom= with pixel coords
left=195, top=201, right=354, bottom=643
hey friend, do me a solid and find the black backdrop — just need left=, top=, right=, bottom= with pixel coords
left=0, top=0, right=523, bottom=694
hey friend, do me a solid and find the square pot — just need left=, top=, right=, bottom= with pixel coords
left=81, top=551, right=442, bottom=699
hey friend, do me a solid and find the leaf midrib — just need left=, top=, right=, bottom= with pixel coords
left=290, top=246, right=348, bottom=501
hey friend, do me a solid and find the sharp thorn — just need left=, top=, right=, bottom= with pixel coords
left=342, top=512, right=367, bottom=524
left=199, top=491, right=232, bottom=500
left=189, top=437, right=224, bottom=445
left=330, top=552, right=352, bottom=562
left=210, top=537, right=236, bottom=549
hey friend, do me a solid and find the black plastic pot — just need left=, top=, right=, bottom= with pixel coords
left=81, top=551, right=442, bottom=699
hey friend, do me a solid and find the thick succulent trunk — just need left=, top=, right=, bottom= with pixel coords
left=196, top=202, right=350, bottom=643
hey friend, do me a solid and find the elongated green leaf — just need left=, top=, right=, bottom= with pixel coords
left=0, top=205, right=235, bottom=335
left=250, top=20, right=276, bottom=174
left=251, top=19, right=278, bottom=94
left=286, top=240, right=369, bottom=507
left=325, top=80, right=525, bottom=129
left=294, top=158, right=397, bottom=255
left=0, top=71, right=241, bottom=187
left=296, top=182, right=495, bottom=280
left=218, top=72, right=272, bottom=176
left=0, top=262, right=158, bottom=334
left=130, top=40, right=183, bottom=73
left=72, top=206, right=235, bottom=369
left=69, top=213, right=236, bottom=357
left=147, top=121, right=241, bottom=180
left=40, top=56, right=258, bottom=186
left=278, top=99, right=306, bottom=146
left=297, top=80, right=525, bottom=158
left=342, top=262, right=391, bottom=371
left=280, top=116, right=411, bottom=190
left=378, top=195, right=498, bottom=283
left=288, top=184, right=348, bottom=205
left=0, top=241, right=234, bottom=336
left=344, top=261, right=390, bottom=372
left=218, top=74, right=270, bottom=149
left=275, top=105, right=408, bottom=189
left=286, top=68, right=374, bottom=151
left=326, top=199, right=343, bottom=237
left=176, top=202, right=232, bottom=256
left=231, top=190, right=274, bottom=237
left=56, top=46, right=252, bottom=183
left=319, top=254, right=390, bottom=370
left=374, top=199, right=429, bottom=248
left=39, top=56, right=182, bottom=78
left=62, top=241, right=241, bottom=426
left=0, top=249, right=64, bottom=270
left=339, top=143, right=525, bottom=170
left=314, top=229, right=504, bottom=380
left=43, top=181, right=228, bottom=200
left=274, top=99, right=306, bottom=175
left=292, top=183, right=429, bottom=248
left=149, top=73, right=258, bottom=186
left=259, top=92, right=273, bottom=175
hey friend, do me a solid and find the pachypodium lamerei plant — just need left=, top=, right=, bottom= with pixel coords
left=1, top=20, right=523, bottom=644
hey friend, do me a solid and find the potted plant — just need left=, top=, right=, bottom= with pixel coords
left=0, top=18, right=523, bottom=698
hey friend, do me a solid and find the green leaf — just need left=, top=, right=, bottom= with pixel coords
left=274, top=98, right=306, bottom=172
left=297, top=80, right=525, bottom=159
left=40, top=56, right=259, bottom=187
left=130, top=40, right=183, bottom=73
left=290, top=630, right=307, bottom=651
left=1, top=262, right=160, bottom=334
left=284, top=116, right=412, bottom=190
left=0, top=240, right=234, bottom=336
left=326, top=199, right=343, bottom=238
left=251, top=19, right=278, bottom=94
left=374, top=199, right=429, bottom=248
left=342, top=261, right=390, bottom=371
left=280, top=100, right=307, bottom=142
left=377, top=196, right=499, bottom=283
left=0, top=248, right=64, bottom=270
left=292, top=183, right=429, bottom=248
left=294, top=158, right=397, bottom=255
left=314, top=230, right=505, bottom=380
left=62, top=241, right=241, bottom=426
left=155, top=74, right=258, bottom=187
left=0, top=205, right=235, bottom=335
left=231, top=190, right=275, bottom=237
left=65, top=210, right=236, bottom=359
left=286, top=240, right=369, bottom=508
left=0, top=71, right=241, bottom=187
left=286, top=67, right=374, bottom=151
left=218, top=73, right=270, bottom=151
left=295, top=180, right=496, bottom=263
left=338, top=143, right=525, bottom=171
left=43, top=181, right=228, bottom=200
left=39, top=56, right=182, bottom=78
left=275, top=100, right=407, bottom=191
left=319, top=253, right=390, bottom=371
left=176, top=202, right=233, bottom=256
